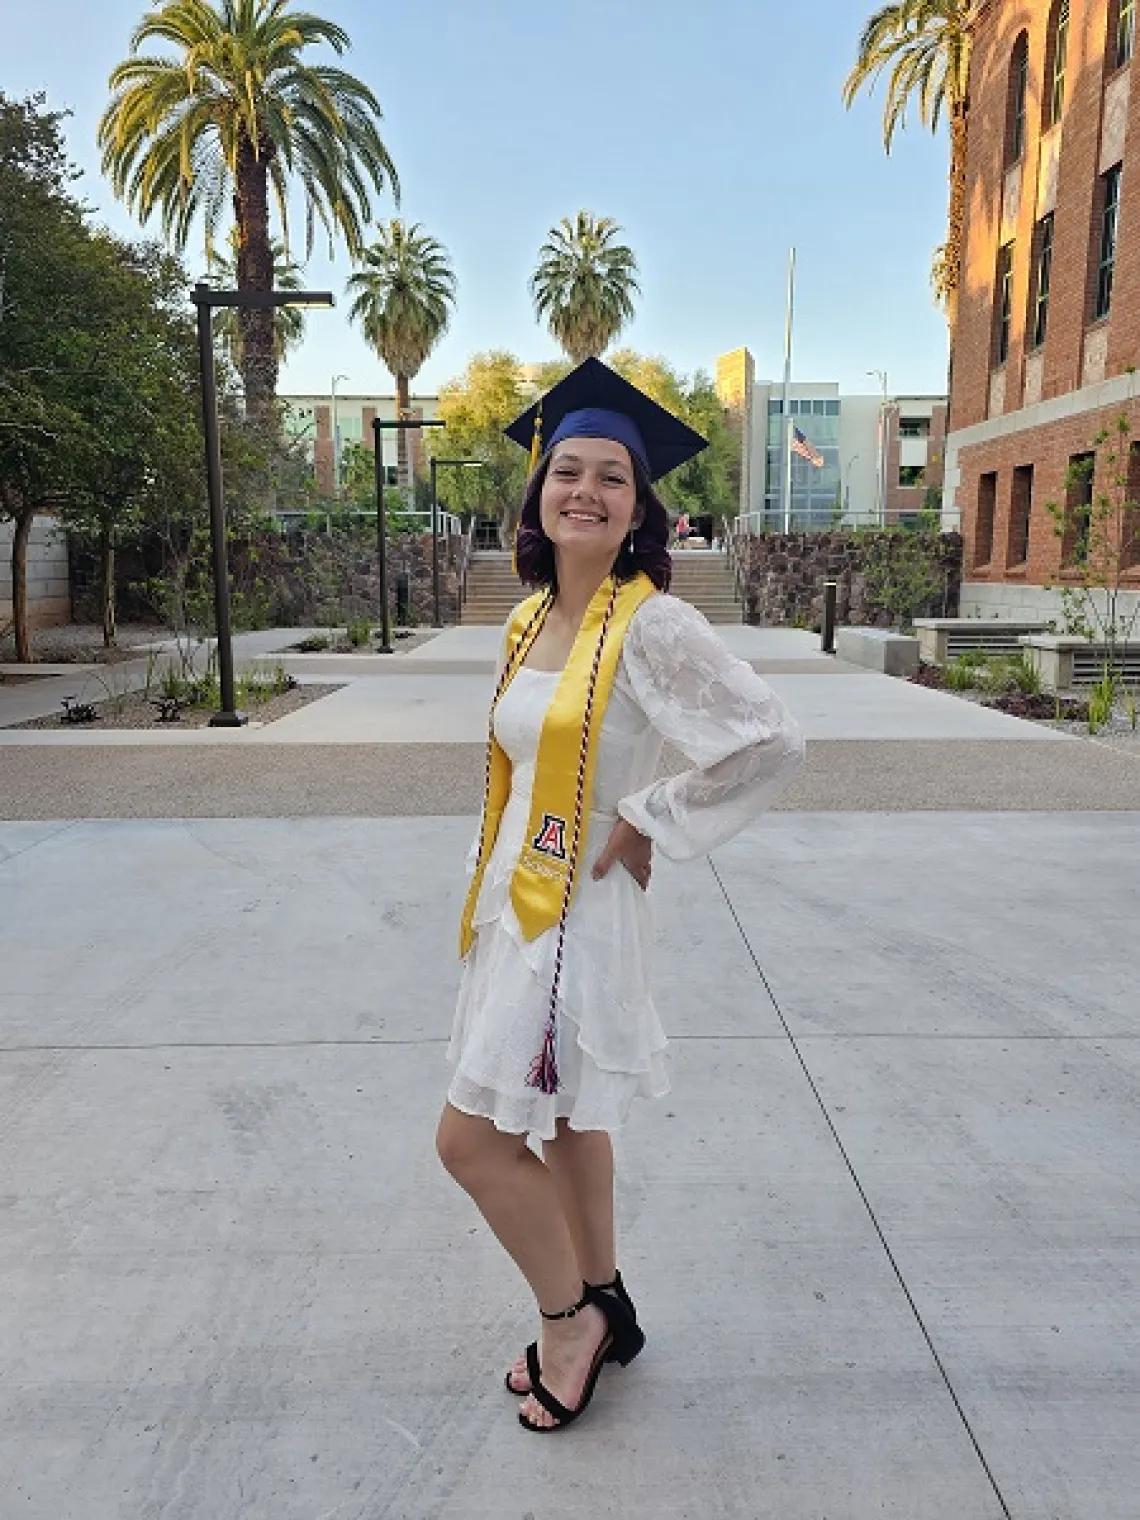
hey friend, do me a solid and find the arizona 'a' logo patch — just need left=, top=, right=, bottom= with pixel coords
left=531, top=813, right=568, bottom=860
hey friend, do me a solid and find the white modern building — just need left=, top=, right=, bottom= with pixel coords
left=715, top=349, right=947, bottom=530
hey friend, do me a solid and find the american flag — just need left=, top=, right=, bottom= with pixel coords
left=791, top=427, right=824, bottom=467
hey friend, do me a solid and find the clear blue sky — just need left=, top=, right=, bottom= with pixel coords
left=6, top=0, right=952, bottom=398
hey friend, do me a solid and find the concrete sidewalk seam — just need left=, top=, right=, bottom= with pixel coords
left=708, top=855, right=1016, bottom=1520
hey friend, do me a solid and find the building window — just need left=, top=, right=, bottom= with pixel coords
left=994, top=241, right=1015, bottom=366
left=1094, top=164, right=1123, bottom=320
left=1031, top=213, right=1055, bottom=348
left=975, top=472, right=997, bottom=566
left=1116, top=0, right=1136, bottom=66
left=1007, top=33, right=1030, bottom=164
left=1008, top=465, right=1034, bottom=565
left=899, top=465, right=926, bottom=488
left=1124, top=442, right=1140, bottom=568
left=899, top=417, right=931, bottom=438
left=1063, top=453, right=1095, bottom=565
left=1046, top=0, right=1070, bottom=128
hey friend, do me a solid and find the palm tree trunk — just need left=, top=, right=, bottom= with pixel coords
left=945, top=100, right=969, bottom=337
left=100, top=526, right=117, bottom=647
left=235, top=133, right=277, bottom=422
left=11, top=509, right=33, bottom=664
left=396, top=372, right=411, bottom=495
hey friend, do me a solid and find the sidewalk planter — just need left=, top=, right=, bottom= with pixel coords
left=1018, top=635, right=1140, bottom=690
left=913, top=618, right=1049, bottom=666
left=835, top=627, right=920, bottom=677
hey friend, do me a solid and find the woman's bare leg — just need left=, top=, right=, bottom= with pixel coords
left=506, top=1120, right=617, bottom=1394
left=436, top=1104, right=610, bottom=1429
left=543, top=1121, right=617, bottom=1284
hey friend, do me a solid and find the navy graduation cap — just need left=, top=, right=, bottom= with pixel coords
left=504, top=357, right=708, bottom=483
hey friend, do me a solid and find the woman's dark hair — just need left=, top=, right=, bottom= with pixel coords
left=513, top=450, right=672, bottom=591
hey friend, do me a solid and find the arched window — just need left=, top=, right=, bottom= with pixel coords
left=1006, top=32, right=1030, bottom=164
left=1044, top=0, right=1070, bottom=129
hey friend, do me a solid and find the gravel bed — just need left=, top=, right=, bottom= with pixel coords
left=12, top=683, right=342, bottom=731
left=944, top=687, right=1140, bottom=754
left=275, top=626, right=442, bottom=656
left=0, top=623, right=162, bottom=665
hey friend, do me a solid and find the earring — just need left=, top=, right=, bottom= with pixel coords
left=626, top=529, right=636, bottom=555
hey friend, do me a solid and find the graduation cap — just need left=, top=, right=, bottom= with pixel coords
left=504, top=357, right=708, bottom=483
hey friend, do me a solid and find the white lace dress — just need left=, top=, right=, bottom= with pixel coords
left=447, top=593, right=805, bottom=1140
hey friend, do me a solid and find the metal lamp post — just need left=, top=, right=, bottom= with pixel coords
left=330, top=373, right=349, bottom=498
left=429, top=458, right=484, bottom=627
left=867, top=369, right=889, bottom=527
left=371, top=416, right=446, bottom=652
left=844, top=454, right=861, bottom=519
left=192, top=281, right=334, bottom=725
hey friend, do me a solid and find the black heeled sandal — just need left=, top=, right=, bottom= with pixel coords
left=517, top=1284, right=644, bottom=1434
left=504, top=1270, right=643, bottom=1394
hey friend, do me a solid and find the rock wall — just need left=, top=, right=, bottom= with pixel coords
left=735, top=530, right=963, bottom=629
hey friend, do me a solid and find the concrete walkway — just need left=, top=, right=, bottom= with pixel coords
left=1, top=619, right=1137, bottom=1518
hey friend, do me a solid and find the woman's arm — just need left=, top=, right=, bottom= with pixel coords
left=616, top=596, right=805, bottom=861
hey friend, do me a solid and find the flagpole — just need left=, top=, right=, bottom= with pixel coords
left=781, top=247, right=795, bottom=534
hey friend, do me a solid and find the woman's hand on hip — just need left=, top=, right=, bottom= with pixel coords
left=592, top=818, right=653, bottom=892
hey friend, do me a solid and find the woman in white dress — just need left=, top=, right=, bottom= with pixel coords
left=436, top=359, right=805, bottom=1433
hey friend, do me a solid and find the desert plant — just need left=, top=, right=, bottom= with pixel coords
left=347, top=618, right=372, bottom=647
left=1087, top=671, right=1115, bottom=734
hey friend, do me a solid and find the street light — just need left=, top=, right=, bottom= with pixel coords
left=844, top=453, right=861, bottom=518
left=867, top=369, right=889, bottom=527
left=192, top=281, right=334, bottom=726
left=331, top=373, right=350, bottom=497
left=430, top=458, right=485, bottom=627
left=371, top=416, right=447, bottom=652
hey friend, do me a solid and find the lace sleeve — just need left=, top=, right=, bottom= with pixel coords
left=617, top=595, right=805, bottom=861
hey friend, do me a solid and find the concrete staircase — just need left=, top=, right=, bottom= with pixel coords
left=461, top=549, right=742, bottom=626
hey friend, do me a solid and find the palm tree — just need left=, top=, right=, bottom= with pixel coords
left=347, top=220, right=456, bottom=491
left=99, top=0, right=399, bottom=417
left=530, top=213, right=640, bottom=364
left=844, top=1, right=975, bottom=330
left=206, top=234, right=306, bottom=370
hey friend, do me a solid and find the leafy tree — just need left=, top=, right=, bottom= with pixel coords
left=843, top=1, right=974, bottom=328
left=98, top=0, right=399, bottom=417
left=1045, top=415, right=1140, bottom=720
left=530, top=212, right=639, bottom=363
left=205, top=232, right=306, bottom=370
left=430, top=352, right=528, bottom=533
left=667, top=373, right=738, bottom=523
left=347, top=220, right=456, bottom=492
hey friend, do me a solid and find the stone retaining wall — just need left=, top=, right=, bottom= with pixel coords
left=73, top=529, right=469, bottom=632
left=735, top=530, right=963, bottom=629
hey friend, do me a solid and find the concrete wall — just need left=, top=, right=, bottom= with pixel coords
left=0, top=516, right=70, bottom=631
left=960, top=577, right=1140, bottom=623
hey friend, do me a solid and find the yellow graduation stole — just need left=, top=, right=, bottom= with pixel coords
left=459, top=571, right=656, bottom=962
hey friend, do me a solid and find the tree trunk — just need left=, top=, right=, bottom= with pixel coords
left=945, top=99, right=969, bottom=339
left=11, top=510, right=33, bottom=664
left=100, top=526, right=117, bottom=647
left=396, top=371, right=411, bottom=497
left=234, top=133, right=277, bottom=422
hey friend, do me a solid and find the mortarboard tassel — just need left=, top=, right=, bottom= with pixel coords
left=528, top=401, right=543, bottom=477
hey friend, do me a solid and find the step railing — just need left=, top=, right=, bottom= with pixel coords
left=459, top=516, right=478, bottom=610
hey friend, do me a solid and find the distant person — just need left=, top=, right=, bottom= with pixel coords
left=674, top=511, right=689, bottom=545
left=435, top=358, right=805, bottom=1434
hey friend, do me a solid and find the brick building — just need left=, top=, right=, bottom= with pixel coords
left=282, top=391, right=441, bottom=497
left=943, top=0, right=1140, bottom=620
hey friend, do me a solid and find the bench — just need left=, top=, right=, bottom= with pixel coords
left=912, top=618, right=1049, bottom=665
left=834, top=627, right=920, bottom=677
left=1019, top=634, right=1140, bottom=691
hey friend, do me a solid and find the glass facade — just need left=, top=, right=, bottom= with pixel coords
left=763, top=398, right=842, bottom=527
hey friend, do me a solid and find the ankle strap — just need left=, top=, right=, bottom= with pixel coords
left=540, top=1286, right=588, bottom=1321
left=585, top=1271, right=622, bottom=1294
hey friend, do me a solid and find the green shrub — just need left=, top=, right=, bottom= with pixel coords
left=294, top=634, right=329, bottom=652
left=347, top=618, right=372, bottom=648
left=943, top=656, right=979, bottom=692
